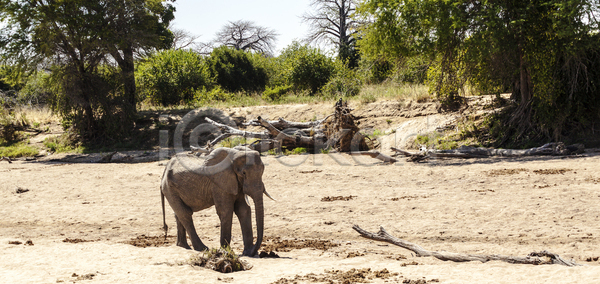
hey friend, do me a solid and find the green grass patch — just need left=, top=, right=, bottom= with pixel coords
left=284, top=147, right=308, bottom=155
left=0, top=143, right=39, bottom=158
left=218, top=137, right=250, bottom=148
left=43, top=135, right=84, bottom=153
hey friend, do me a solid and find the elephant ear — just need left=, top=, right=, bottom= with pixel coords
left=204, top=148, right=240, bottom=196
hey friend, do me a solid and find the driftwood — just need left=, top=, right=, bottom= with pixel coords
left=392, top=142, right=585, bottom=162
left=323, top=99, right=369, bottom=152
left=255, top=116, right=324, bottom=149
left=194, top=100, right=372, bottom=155
left=205, top=117, right=269, bottom=147
left=349, top=151, right=398, bottom=163
left=352, top=225, right=580, bottom=267
left=243, top=116, right=332, bottom=129
left=1, top=156, right=12, bottom=163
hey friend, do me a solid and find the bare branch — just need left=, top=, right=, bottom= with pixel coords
left=302, top=0, right=359, bottom=51
left=348, top=151, right=398, bottom=163
left=352, top=225, right=581, bottom=267
left=214, top=20, right=279, bottom=55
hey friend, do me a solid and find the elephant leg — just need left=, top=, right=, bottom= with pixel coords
left=168, top=197, right=208, bottom=251
left=234, top=198, right=254, bottom=256
left=174, top=215, right=190, bottom=249
left=181, top=213, right=208, bottom=251
left=215, top=203, right=234, bottom=249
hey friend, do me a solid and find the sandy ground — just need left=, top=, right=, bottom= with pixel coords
left=2, top=150, right=600, bottom=283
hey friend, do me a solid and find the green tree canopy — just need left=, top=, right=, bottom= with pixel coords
left=136, top=49, right=213, bottom=106
left=279, top=42, right=335, bottom=94
left=358, top=0, right=600, bottom=145
left=0, top=0, right=174, bottom=140
left=207, top=46, right=268, bottom=93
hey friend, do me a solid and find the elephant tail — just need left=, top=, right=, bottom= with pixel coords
left=160, top=161, right=172, bottom=241
left=161, top=188, right=168, bottom=240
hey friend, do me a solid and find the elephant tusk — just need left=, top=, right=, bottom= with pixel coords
left=264, top=189, right=276, bottom=201
left=245, top=194, right=251, bottom=207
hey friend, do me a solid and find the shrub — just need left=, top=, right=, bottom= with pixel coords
left=262, top=85, right=292, bottom=102
left=48, top=64, right=135, bottom=142
left=0, top=105, right=27, bottom=145
left=17, top=71, right=53, bottom=106
left=193, top=86, right=232, bottom=104
left=207, top=46, right=267, bottom=93
left=249, top=53, right=286, bottom=88
left=43, top=133, right=82, bottom=153
left=136, top=49, right=213, bottom=106
left=322, top=62, right=361, bottom=98
left=279, top=42, right=335, bottom=95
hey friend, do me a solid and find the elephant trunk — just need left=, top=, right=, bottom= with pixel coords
left=251, top=195, right=264, bottom=257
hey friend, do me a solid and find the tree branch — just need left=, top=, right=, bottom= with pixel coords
left=352, top=225, right=581, bottom=266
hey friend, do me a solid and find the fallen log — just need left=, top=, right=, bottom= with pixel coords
left=1, top=156, right=12, bottom=163
left=352, top=225, right=580, bottom=266
left=256, top=116, right=322, bottom=148
left=205, top=117, right=269, bottom=141
left=348, top=151, right=398, bottom=163
left=244, top=139, right=281, bottom=153
left=243, top=115, right=332, bottom=130
left=391, top=142, right=585, bottom=162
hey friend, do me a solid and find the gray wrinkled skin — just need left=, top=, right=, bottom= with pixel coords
left=160, top=147, right=266, bottom=256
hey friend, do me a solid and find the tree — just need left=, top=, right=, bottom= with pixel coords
left=358, top=0, right=600, bottom=145
left=214, top=20, right=278, bottom=55
left=169, top=23, right=213, bottom=54
left=136, top=49, right=213, bottom=106
left=0, top=0, right=174, bottom=140
left=279, top=42, right=335, bottom=94
left=302, top=0, right=360, bottom=66
left=207, top=46, right=268, bottom=93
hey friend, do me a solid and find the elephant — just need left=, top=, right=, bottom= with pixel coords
left=160, top=147, right=273, bottom=256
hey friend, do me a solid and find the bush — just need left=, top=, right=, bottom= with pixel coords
left=249, top=53, right=286, bottom=88
left=0, top=104, right=28, bottom=145
left=322, top=62, right=361, bottom=98
left=136, top=49, right=213, bottom=106
left=17, top=71, right=53, bottom=106
left=48, top=64, right=135, bottom=142
left=193, top=86, right=232, bottom=104
left=357, top=57, right=393, bottom=84
left=207, top=46, right=267, bottom=93
left=0, top=65, right=26, bottom=92
left=262, top=85, right=292, bottom=102
left=279, top=42, right=335, bottom=95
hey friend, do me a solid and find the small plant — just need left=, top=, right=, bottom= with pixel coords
left=194, top=86, right=232, bottom=105
left=367, top=129, right=384, bottom=139
left=187, top=246, right=251, bottom=273
left=284, top=147, right=308, bottom=155
left=219, top=137, right=248, bottom=148
left=262, top=85, right=291, bottom=102
left=43, top=134, right=82, bottom=153
left=359, top=94, right=376, bottom=104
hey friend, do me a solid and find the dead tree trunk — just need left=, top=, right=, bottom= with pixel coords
left=323, top=99, right=369, bottom=152
left=195, top=99, right=370, bottom=154
left=352, top=225, right=580, bottom=266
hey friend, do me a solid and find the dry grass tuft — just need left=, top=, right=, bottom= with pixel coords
left=188, top=247, right=252, bottom=273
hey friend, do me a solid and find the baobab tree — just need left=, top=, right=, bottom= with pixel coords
left=214, top=20, right=278, bottom=55
left=302, top=0, right=359, bottom=66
